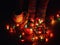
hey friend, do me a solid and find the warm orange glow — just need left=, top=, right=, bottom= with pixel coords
left=50, top=16, right=56, bottom=25
left=32, top=37, right=35, bottom=41
left=14, top=12, right=24, bottom=23
left=16, top=23, right=20, bottom=26
left=40, top=35, right=44, bottom=39
left=35, top=36, right=38, bottom=40
left=22, top=32, right=25, bottom=35
left=38, top=31, right=42, bottom=34
left=30, top=28, right=33, bottom=34
left=6, top=25, right=9, bottom=30
left=39, top=19, right=44, bottom=24
left=20, top=20, right=28, bottom=29
left=57, top=14, right=60, bottom=18
left=45, top=38, right=48, bottom=42
left=25, top=28, right=33, bottom=34
left=50, top=33, right=53, bottom=38
left=51, top=19, right=55, bottom=25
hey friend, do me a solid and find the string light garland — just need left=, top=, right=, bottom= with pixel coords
left=5, top=12, right=55, bottom=45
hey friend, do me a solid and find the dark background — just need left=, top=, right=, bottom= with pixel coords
left=0, top=0, right=60, bottom=45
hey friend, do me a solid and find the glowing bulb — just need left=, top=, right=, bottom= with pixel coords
left=6, top=25, right=9, bottom=30
left=40, top=36, right=44, bottom=40
left=30, top=28, right=33, bottom=33
left=35, top=23, right=38, bottom=26
left=32, top=37, right=35, bottom=41
left=45, top=38, right=48, bottom=42
left=57, top=14, right=60, bottom=18
left=51, top=19, right=55, bottom=25
left=16, top=23, right=19, bottom=26
left=50, top=33, right=53, bottom=38
left=25, top=24, right=27, bottom=28
left=21, top=39, right=25, bottom=42
left=35, top=36, right=38, bottom=40
left=22, top=32, right=25, bottom=35
left=19, top=35, right=22, bottom=38
left=25, top=28, right=33, bottom=34
left=38, top=31, right=42, bottom=34
left=14, top=12, right=23, bottom=23
left=39, top=19, right=44, bottom=24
